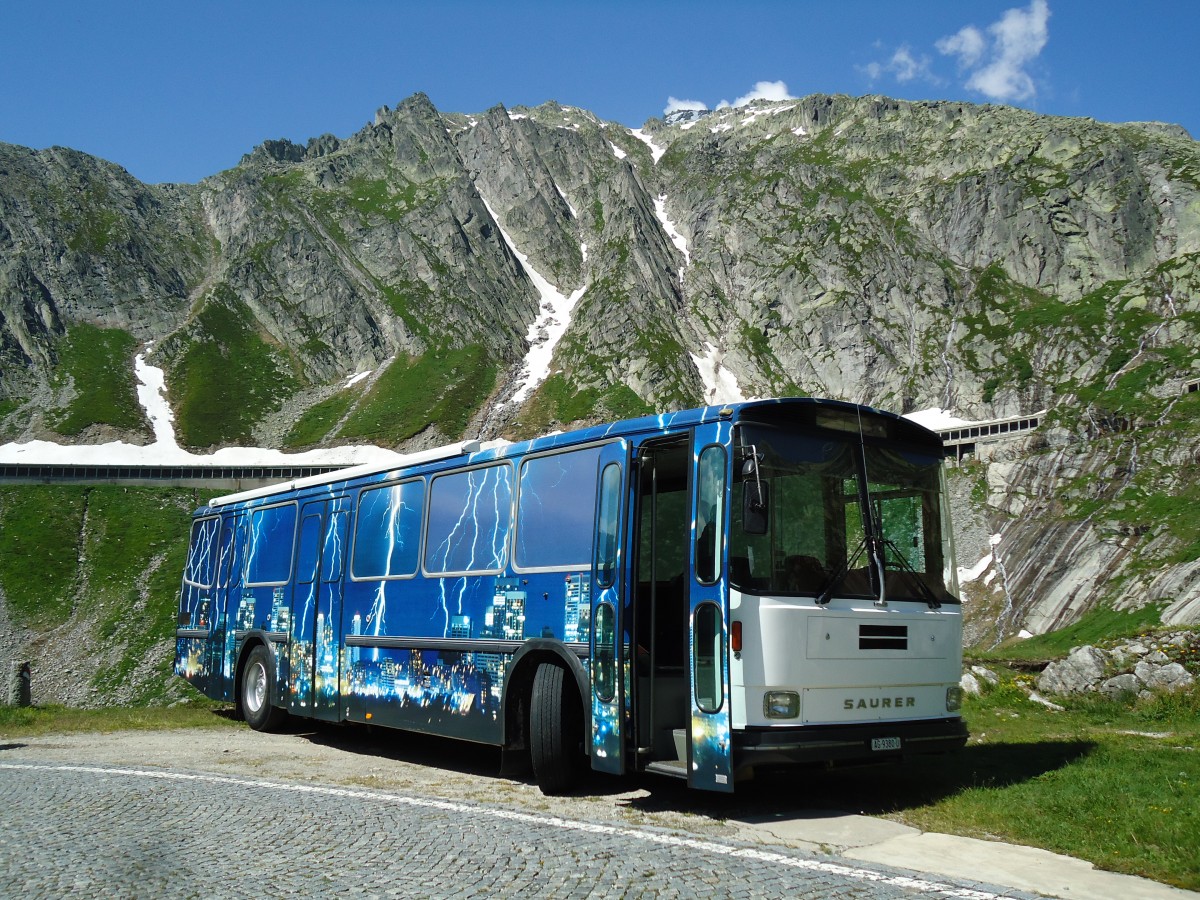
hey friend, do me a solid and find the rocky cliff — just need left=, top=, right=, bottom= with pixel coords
left=2, top=91, right=1199, bottom=641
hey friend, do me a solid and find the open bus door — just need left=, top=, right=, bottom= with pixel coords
left=688, top=420, right=734, bottom=791
left=589, top=439, right=629, bottom=774
left=288, top=497, right=349, bottom=720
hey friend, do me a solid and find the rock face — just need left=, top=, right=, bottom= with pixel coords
left=2, top=91, right=1200, bottom=637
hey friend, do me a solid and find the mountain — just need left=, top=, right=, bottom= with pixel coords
left=2, top=91, right=1199, bottom=642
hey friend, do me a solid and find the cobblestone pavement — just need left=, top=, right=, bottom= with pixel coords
left=0, top=760, right=1040, bottom=899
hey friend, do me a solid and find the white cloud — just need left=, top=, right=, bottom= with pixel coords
left=936, top=26, right=986, bottom=69
left=667, top=81, right=795, bottom=117
left=665, top=96, right=708, bottom=115
left=938, top=0, right=1050, bottom=102
left=861, top=45, right=936, bottom=86
left=729, top=80, right=795, bottom=107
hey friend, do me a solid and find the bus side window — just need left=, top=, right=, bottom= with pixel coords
left=246, top=503, right=298, bottom=586
left=595, top=463, right=621, bottom=588
left=695, top=445, right=726, bottom=584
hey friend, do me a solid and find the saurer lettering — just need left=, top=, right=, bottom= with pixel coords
left=843, top=697, right=917, bottom=710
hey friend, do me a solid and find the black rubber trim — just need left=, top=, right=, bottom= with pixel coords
left=175, top=628, right=210, bottom=639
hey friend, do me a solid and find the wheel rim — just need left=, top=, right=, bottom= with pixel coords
left=246, top=661, right=267, bottom=714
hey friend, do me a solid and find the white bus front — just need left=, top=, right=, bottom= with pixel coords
left=726, top=405, right=968, bottom=778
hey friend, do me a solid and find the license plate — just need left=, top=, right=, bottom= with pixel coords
left=871, top=736, right=901, bottom=751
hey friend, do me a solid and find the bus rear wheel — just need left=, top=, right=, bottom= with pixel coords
left=241, top=644, right=287, bottom=732
left=529, top=662, right=584, bottom=794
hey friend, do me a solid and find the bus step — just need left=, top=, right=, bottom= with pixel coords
left=646, top=760, right=688, bottom=780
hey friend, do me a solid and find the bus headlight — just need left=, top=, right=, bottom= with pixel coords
left=946, top=685, right=963, bottom=712
left=764, top=691, right=799, bottom=719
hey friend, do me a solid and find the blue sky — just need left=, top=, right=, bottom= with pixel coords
left=2, top=0, right=1196, bottom=184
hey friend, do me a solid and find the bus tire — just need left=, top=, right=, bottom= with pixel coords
left=530, top=662, right=583, bottom=794
left=241, top=644, right=286, bottom=732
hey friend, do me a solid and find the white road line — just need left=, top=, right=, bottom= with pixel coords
left=0, top=762, right=1014, bottom=899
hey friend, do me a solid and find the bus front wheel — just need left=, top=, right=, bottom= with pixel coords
left=529, top=662, right=584, bottom=794
left=241, top=644, right=287, bottom=732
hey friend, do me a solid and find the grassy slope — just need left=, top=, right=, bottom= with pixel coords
left=0, top=486, right=197, bottom=703
left=50, top=324, right=145, bottom=436
left=337, top=345, right=497, bottom=444
left=170, top=295, right=299, bottom=448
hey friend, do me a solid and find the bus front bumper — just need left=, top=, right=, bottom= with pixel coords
left=732, top=716, right=968, bottom=775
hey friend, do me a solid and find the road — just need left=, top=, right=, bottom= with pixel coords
left=0, top=722, right=1186, bottom=899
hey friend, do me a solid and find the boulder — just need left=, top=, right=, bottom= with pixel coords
left=1036, top=645, right=1111, bottom=695
left=960, top=671, right=983, bottom=696
left=1099, top=673, right=1142, bottom=700
left=970, top=665, right=999, bottom=686
left=1134, top=661, right=1195, bottom=693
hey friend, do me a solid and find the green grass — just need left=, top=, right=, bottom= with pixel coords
left=981, top=603, right=1167, bottom=660
left=338, top=344, right=497, bottom=444
left=283, top=387, right=362, bottom=448
left=85, top=489, right=196, bottom=704
left=512, top=374, right=652, bottom=439
left=170, top=294, right=300, bottom=448
left=50, top=325, right=145, bottom=436
left=0, top=486, right=196, bottom=700
left=0, top=486, right=89, bottom=628
left=0, top=702, right=237, bottom=735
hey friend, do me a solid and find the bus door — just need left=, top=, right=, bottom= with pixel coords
left=212, top=512, right=245, bottom=697
left=630, top=434, right=693, bottom=780
left=688, top=421, right=734, bottom=791
left=289, top=497, right=350, bottom=719
left=589, top=439, right=629, bottom=774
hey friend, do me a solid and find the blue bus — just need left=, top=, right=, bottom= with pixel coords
left=175, top=398, right=967, bottom=793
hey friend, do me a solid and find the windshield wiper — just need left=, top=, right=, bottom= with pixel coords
left=814, top=536, right=867, bottom=606
left=879, top=537, right=942, bottom=609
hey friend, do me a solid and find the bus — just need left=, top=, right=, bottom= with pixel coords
left=175, top=398, right=967, bottom=793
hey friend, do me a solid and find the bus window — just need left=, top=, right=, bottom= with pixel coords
left=245, top=503, right=297, bottom=586
left=515, top=446, right=603, bottom=570
left=184, top=517, right=220, bottom=588
left=695, top=445, right=726, bottom=584
left=693, top=602, right=723, bottom=713
left=425, top=465, right=512, bottom=575
left=594, top=602, right=616, bottom=701
left=595, top=463, right=621, bottom=588
left=296, top=514, right=322, bottom=585
left=352, top=480, right=424, bottom=579
left=322, top=512, right=348, bottom=584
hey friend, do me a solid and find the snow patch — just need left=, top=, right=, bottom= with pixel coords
left=134, top=342, right=177, bottom=448
left=958, top=553, right=993, bottom=584
left=741, top=104, right=796, bottom=127
left=554, top=182, right=577, bottom=218
left=689, top=343, right=749, bottom=406
left=609, top=142, right=627, bottom=160
left=710, top=123, right=733, bottom=134
left=653, top=195, right=690, bottom=281
left=680, top=121, right=697, bottom=130
left=791, top=126, right=808, bottom=137
left=629, top=128, right=666, bottom=163
left=345, top=371, right=372, bottom=388
left=479, top=195, right=587, bottom=407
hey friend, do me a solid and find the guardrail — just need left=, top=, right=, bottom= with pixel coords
left=0, top=462, right=348, bottom=491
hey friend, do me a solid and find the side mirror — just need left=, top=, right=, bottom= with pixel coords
left=742, top=480, right=769, bottom=535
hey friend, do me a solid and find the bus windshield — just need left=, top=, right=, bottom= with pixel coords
left=730, top=422, right=957, bottom=604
